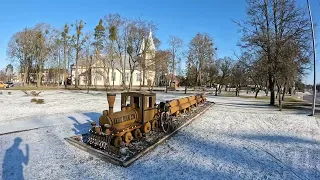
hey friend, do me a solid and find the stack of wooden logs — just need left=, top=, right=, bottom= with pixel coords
left=167, top=93, right=206, bottom=116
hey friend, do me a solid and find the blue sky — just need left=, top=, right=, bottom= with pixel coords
left=0, top=0, right=319, bottom=84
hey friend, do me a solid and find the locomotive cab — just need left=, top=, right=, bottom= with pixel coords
left=120, top=92, right=156, bottom=125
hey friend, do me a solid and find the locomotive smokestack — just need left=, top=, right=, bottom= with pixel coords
left=107, top=93, right=116, bottom=114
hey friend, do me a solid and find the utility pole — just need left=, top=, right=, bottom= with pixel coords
left=307, top=0, right=317, bottom=116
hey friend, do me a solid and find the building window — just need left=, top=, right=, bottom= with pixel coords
left=112, top=72, right=116, bottom=81
left=136, top=73, right=141, bottom=82
left=148, top=97, right=153, bottom=108
left=125, top=73, right=129, bottom=82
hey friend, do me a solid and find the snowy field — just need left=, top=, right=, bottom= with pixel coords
left=0, top=90, right=319, bottom=180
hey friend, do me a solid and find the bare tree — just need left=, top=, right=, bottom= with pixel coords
left=61, top=23, right=71, bottom=88
left=0, top=69, right=7, bottom=81
left=236, top=0, right=312, bottom=106
left=231, top=60, right=248, bottom=96
left=82, top=33, right=94, bottom=93
left=168, top=36, right=183, bottom=84
left=235, top=51, right=268, bottom=97
left=103, top=14, right=126, bottom=90
left=154, top=50, right=171, bottom=86
left=125, top=19, right=154, bottom=90
left=33, top=23, right=57, bottom=87
left=5, top=64, right=13, bottom=82
left=217, top=57, right=233, bottom=92
left=71, top=20, right=87, bottom=88
left=186, top=33, right=216, bottom=87
left=7, top=28, right=35, bottom=86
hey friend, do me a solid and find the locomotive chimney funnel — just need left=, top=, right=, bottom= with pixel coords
left=107, top=93, right=116, bottom=114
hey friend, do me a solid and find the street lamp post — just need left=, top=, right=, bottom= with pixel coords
left=307, top=0, right=317, bottom=116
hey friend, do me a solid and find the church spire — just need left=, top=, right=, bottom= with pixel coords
left=138, top=25, right=156, bottom=56
left=147, top=26, right=155, bottom=51
left=149, top=26, right=152, bottom=38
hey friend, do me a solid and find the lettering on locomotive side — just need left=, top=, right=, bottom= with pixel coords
left=114, top=114, right=136, bottom=124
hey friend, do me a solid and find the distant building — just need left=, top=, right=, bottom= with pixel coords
left=18, top=69, right=66, bottom=84
left=70, top=29, right=156, bottom=87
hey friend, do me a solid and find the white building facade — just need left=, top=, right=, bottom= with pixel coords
left=70, top=29, right=156, bottom=87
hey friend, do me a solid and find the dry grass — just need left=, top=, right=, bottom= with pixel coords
left=30, top=98, right=45, bottom=104
left=239, top=94, right=304, bottom=103
left=36, top=99, right=45, bottom=104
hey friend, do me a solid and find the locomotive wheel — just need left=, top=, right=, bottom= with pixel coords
left=143, top=122, right=151, bottom=134
left=124, top=132, right=133, bottom=143
left=160, top=112, right=171, bottom=133
left=112, top=136, right=122, bottom=148
left=133, top=129, right=142, bottom=139
left=151, top=120, right=159, bottom=130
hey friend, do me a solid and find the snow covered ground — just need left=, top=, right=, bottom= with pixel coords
left=0, top=90, right=319, bottom=180
left=0, top=90, right=186, bottom=134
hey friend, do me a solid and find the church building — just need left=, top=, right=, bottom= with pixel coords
left=70, top=29, right=156, bottom=87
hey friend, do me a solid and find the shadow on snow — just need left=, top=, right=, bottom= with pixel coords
left=2, top=137, right=29, bottom=180
left=68, top=112, right=102, bottom=135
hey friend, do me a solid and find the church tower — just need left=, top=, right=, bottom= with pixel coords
left=139, top=28, right=156, bottom=60
left=139, top=28, right=156, bottom=85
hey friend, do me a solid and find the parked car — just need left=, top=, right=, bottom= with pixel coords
left=5, top=82, right=14, bottom=88
left=0, top=81, right=6, bottom=88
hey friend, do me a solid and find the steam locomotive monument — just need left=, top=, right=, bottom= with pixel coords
left=65, top=91, right=213, bottom=167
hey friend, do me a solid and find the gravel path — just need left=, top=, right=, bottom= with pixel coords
left=0, top=92, right=319, bottom=180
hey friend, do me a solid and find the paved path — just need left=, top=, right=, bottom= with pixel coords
left=303, top=92, right=320, bottom=104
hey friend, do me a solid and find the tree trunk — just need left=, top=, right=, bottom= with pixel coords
left=282, top=86, right=286, bottom=101
left=129, top=71, right=134, bottom=91
left=184, top=85, right=187, bottom=94
left=265, top=88, right=269, bottom=96
left=37, top=71, right=41, bottom=87
left=112, top=71, right=115, bottom=90
left=75, top=50, right=79, bottom=88
left=278, top=86, right=282, bottom=111
left=87, top=68, right=91, bottom=93
left=23, top=66, right=28, bottom=87
left=269, top=76, right=275, bottom=105
left=165, top=80, right=168, bottom=93
left=235, top=85, right=239, bottom=97
left=143, top=65, right=146, bottom=87
left=236, top=85, right=238, bottom=97
left=64, top=44, right=67, bottom=89
left=215, top=85, right=218, bottom=96
left=123, top=36, right=127, bottom=89
left=255, top=89, right=260, bottom=98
